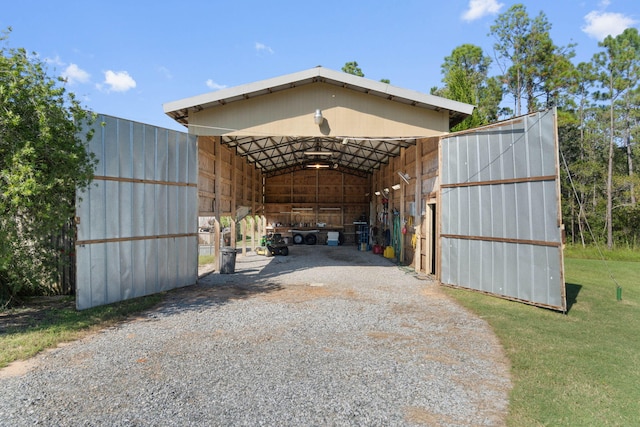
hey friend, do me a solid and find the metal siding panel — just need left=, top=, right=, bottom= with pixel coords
left=132, top=122, right=145, bottom=180
left=166, top=237, right=178, bottom=290
left=144, top=125, right=156, bottom=180
left=131, top=239, right=147, bottom=298
left=459, top=187, right=469, bottom=236
left=467, top=134, right=480, bottom=183
left=144, top=183, right=156, bottom=236
left=105, top=242, right=121, bottom=304
left=457, top=136, right=469, bottom=183
left=469, top=185, right=481, bottom=236
left=119, top=181, right=133, bottom=238
left=119, top=240, right=133, bottom=301
left=513, top=123, right=529, bottom=180
left=478, top=132, right=492, bottom=182
left=517, top=244, right=533, bottom=301
left=502, top=183, right=517, bottom=239
left=145, top=239, right=158, bottom=294
left=547, top=248, right=563, bottom=307
left=156, top=130, right=168, bottom=182
left=118, top=119, right=133, bottom=179
left=156, top=184, right=168, bottom=235
left=503, top=242, right=519, bottom=298
left=443, top=239, right=459, bottom=284
left=440, top=111, right=565, bottom=310
left=446, top=138, right=457, bottom=185
left=132, top=182, right=145, bottom=238
left=529, top=181, right=546, bottom=240
left=541, top=111, right=557, bottom=176
left=516, top=182, right=532, bottom=241
left=492, top=242, right=506, bottom=296
left=105, top=180, right=120, bottom=239
left=532, top=245, right=551, bottom=303
left=460, top=240, right=482, bottom=289
left=188, top=135, right=198, bottom=184
left=168, top=186, right=178, bottom=235
left=88, top=181, right=105, bottom=240
left=176, top=132, right=189, bottom=184
left=75, top=245, right=92, bottom=310
left=527, top=114, right=544, bottom=177
left=441, top=188, right=450, bottom=234
left=480, top=185, right=492, bottom=237
left=188, top=186, right=198, bottom=232
left=500, top=128, right=516, bottom=180
left=76, top=116, right=197, bottom=309
left=543, top=181, right=560, bottom=243
left=167, top=131, right=178, bottom=182
left=103, top=116, right=120, bottom=177
left=480, top=241, right=493, bottom=292
left=490, top=182, right=503, bottom=239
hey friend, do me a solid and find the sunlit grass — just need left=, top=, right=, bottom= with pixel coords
left=198, top=255, right=215, bottom=266
left=443, top=251, right=640, bottom=426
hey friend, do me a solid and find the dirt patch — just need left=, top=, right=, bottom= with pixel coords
left=404, top=406, right=457, bottom=426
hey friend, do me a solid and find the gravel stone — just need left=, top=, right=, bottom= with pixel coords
left=0, top=245, right=511, bottom=426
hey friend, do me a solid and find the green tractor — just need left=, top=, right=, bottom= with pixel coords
left=256, top=233, right=289, bottom=256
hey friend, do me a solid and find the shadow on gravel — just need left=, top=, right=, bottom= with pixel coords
left=150, top=246, right=402, bottom=319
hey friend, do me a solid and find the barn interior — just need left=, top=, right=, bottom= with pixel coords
left=163, top=67, right=474, bottom=275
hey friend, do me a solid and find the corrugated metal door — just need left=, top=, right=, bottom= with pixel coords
left=439, top=110, right=566, bottom=311
left=75, top=115, right=198, bottom=310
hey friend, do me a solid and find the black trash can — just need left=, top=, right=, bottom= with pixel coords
left=219, top=247, right=237, bottom=274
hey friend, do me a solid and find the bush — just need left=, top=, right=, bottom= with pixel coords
left=0, top=29, right=96, bottom=307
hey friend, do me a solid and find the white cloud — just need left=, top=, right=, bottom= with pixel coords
left=462, top=0, right=504, bottom=22
left=44, top=55, right=65, bottom=67
left=62, top=63, right=90, bottom=85
left=206, top=79, right=226, bottom=90
left=255, top=42, right=274, bottom=54
left=157, top=66, right=172, bottom=79
left=101, top=70, right=137, bottom=92
left=582, top=10, right=637, bottom=40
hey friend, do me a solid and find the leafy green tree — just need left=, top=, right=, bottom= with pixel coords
left=432, top=44, right=503, bottom=130
left=342, top=61, right=364, bottom=77
left=0, top=29, right=96, bottom=306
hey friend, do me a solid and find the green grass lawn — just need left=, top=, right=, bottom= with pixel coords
left=443, top=250, right=640, bottom=426
left=0, top=295, right=162, bottom=369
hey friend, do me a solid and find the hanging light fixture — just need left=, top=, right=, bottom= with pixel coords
left=313, top=109, right=323, bottom=125
left=397, top=171, right=411, bottom=184
left=304, top=151, right=333, bottom=156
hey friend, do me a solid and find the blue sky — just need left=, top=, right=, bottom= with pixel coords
left=2, top=0, right=638, bottom=131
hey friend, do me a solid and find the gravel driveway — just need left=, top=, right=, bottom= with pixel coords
left=0, top=245, right=511, bottom=426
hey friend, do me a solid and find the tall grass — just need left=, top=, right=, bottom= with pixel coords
left=444, top=250, right=640, bottom=426
left=564, top=243, right=640, bottom=262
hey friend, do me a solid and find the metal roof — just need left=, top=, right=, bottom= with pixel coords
left=163, top=67, right=474, bottom=177
left=222, top=135, right=418, bottom=178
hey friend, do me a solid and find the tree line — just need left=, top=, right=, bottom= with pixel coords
left=429, top=4, right=640, bottom=250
